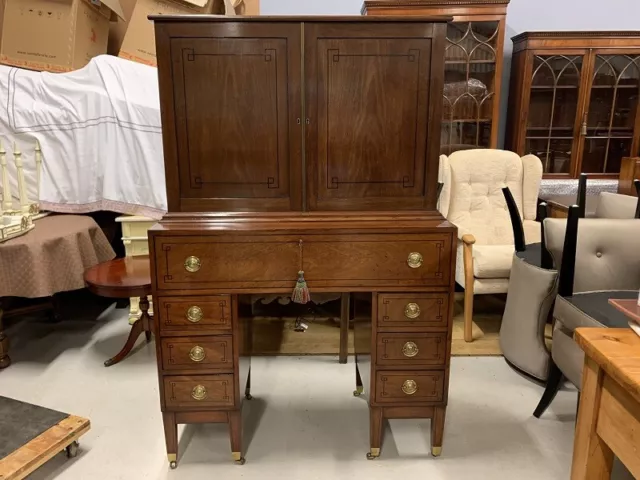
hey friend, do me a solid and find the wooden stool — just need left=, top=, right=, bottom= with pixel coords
left=83, top=255, right=152, bottom=367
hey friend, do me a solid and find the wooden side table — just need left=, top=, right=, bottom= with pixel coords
left=84, top=255, right=153, bottom=367
left=572, top=328, right=640, bottom=479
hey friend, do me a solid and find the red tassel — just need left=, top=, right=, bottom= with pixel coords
left=292, top=270, right=310, bottom=304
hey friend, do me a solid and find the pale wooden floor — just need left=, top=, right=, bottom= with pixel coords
left=250, top=293, right=533, bottom=357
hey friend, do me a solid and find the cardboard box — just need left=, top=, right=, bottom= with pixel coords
left=0, top=0, right=125, bottom=73
left=108, top=0, right=137, bottom=55
left=119, top=0, right=223, bottom=67
left=118, top=0, right=260, bottom=67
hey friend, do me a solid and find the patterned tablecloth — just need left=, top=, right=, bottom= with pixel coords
left=0, top=215, right=115, bottom=298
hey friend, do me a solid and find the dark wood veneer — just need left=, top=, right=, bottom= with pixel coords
left=151, top=15, right=454, bottom=465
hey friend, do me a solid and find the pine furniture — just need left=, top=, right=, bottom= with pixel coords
left=506, top=32, right=640, bottom=179
left=362, top=0, right=510, bottom=154
left=149, top=15, right=456, bottom=467
left=572, top=328, right=640, bottom=479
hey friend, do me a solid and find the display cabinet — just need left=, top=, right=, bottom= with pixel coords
left=362, top=0, right=510, bottom=154
left=506, top=32, right=640, bottom=178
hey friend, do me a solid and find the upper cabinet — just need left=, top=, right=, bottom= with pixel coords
left=154, top=17, right=447, bottom=213
left=506, top=32, right=640, bottom=179
left=362, top=0, right=510, bottom=155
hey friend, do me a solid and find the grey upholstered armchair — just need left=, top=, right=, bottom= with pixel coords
left=533, top=210, right=640, bottom=417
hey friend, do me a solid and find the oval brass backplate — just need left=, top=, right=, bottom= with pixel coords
left=192, top=385, right=207, bottom=401
left=189, top=346, right=206, bottom=362
left=407, top=252, right=423, bottom=268
left=404, top=302, right=421, bottom=319
left=402, top=341, right=419, bottom=358
left=402, top=379, right=418, bottom=395
left=184, top=256, right=201, bottom=273
left=186, top=306, right=203, bottom=323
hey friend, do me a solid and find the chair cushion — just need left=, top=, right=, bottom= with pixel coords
left=472, top=245, right=514, bottom=279
left=554, top=290, right=637, bottom=332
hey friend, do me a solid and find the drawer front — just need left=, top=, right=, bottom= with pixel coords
left=157, top=296, right=231, bottom=332
left=375, top=370, right=445, bottom=404
left=161, top=336, right=233, bottom=371
left=376, top=333, right=447, bottom=366
left=154, top=234, right=452, bottom=289
left=378, top=293, right=449, bottom=329
left=163, top=374, right=234, bottom=409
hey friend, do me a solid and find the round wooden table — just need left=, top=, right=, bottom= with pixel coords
left=84, top=255, right=153, bottom=367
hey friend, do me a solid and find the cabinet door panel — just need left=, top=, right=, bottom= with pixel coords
left=169, top=24, right=302, bottom=211
left=581, top=53, right=640, bottom=174
left=524, top=54, right=586, bottom=176
left=305, top=23, right=445, bottom=211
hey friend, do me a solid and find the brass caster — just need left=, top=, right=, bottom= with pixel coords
left=245, top=393, right=253, bottom=400
left=431, top=446, right=442, bottom=457
left=366, top=448, right=380, bottom=460
left=65, top=441, right=79, bottom=458
left=353, top=386, right=363, bottom=397
left=168, top=454, right=177, bottom=469
left=232, top=452, right=245, bottom=465
left=235, top=457, right=246, bottom=465
left=169, top=461, right=177, bottom=469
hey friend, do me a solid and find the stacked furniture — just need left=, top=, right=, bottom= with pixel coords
left=115, top=215, right=156, bottom=322
left=149, top=15, right=456, bottom=467
left=437, top=149, right=543, bottom=342
left=362, top=0, right=510, bottom=154
left=506, top=31, right=640, bottom=179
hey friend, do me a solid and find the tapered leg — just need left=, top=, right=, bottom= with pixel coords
left=353, top=364, right=363, bottom=396
left=367, top=407, right=383, bottom=459
left=571, top=358, right=613, bottom=479
left=430, top=406, right=446, bottom=457
left=339, top=293, right=349, bottom=364
left=0, top=305, right=10, bottom=369
left=245, top=368, right=252, bottom=400
left=533, top=361, right=564, bottom=418
left=163, top=412, right=178, bottom=469
left=228, top=410, right=245, bottom=464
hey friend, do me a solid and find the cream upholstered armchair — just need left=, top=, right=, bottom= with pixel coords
left=438, top=149, right=543, bottom=342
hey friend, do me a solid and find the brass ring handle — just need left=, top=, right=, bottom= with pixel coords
left=402, top=342, right=419, bottom=358
left=407, top=252, right=423, bottom=268
left=189, top=346, right=206, bottom=362
left=186, top=306, right=203, bottom=323
left=404, top=302, right=421, bottom=319
left=192, top=385, right=207, bottom=401
left=184, top=256, right=201, bottom=273
left=402, top=379, right=418, bottom=395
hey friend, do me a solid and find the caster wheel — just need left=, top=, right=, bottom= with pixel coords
left=235, top=457, right=246, bottom=465
left=366, top=453, right=376, bottom=460
left=353, top=390, right=361, bottom=397
left=245, top=393, right=253, bottom=400
left=169, top=461, right=177, bottom=470
left=65, top=441, right=79, bottom=458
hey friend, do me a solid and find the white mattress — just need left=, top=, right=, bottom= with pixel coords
left=0, top=55, right=166, bottom=219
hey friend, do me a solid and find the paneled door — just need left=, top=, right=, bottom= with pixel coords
left=166, top=23, right=302, bottom=212
left=523, top=52, right=588, bottom=176
left=580, top=52, right=640, bottom=175
left=304, top=22, right=446, bottom=211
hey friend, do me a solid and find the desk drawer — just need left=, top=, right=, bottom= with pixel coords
left=157, top=296, right=231, bottom=333
left=377, top=293, right=449, bottom=330
left=375, top=370, right=445, bottom=404
left=163, top=374, right=234, bottom=409
left=161, top=336, right=233, bottom=371
left=376, top=333, right=447, bottom=366
left=154, top=234, right=452, bottom=289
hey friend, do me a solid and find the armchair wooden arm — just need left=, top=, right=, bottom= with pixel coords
left=462, top=234, right=476, bottom=342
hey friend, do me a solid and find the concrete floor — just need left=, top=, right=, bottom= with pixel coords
left=0, top=300, right=631, bottom=480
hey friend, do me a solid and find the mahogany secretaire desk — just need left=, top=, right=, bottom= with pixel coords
left=148, top=15, right=456, bottom=468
